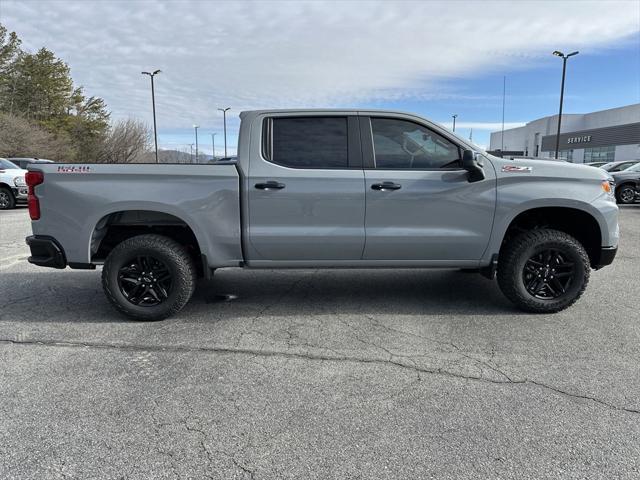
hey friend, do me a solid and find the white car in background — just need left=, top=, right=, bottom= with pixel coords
left=8, top=157, right=55, bottom=170
left=0, top=158, right=28, bottom=210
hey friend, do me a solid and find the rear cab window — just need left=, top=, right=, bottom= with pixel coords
left=263, top=116, right=357, bottom=169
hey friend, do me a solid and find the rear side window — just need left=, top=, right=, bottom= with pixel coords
left=265, top=117, right=349, bottom=168
left=371, top=118, right=461, bottom=169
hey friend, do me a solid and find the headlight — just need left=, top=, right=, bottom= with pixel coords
left=13, top=176, right=26, bottom=187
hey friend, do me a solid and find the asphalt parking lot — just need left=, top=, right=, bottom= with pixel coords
left=1, top=206, right=639, bottom=479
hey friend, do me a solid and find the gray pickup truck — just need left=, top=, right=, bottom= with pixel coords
left=25, top=109, right=619, bottom=320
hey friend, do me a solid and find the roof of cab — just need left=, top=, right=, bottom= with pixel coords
left=239, top=109, right=477, bottom=150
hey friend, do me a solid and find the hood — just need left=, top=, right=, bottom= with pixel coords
left=0, top=167, right=27, bottom=177
left=485, top=154, right=612, bottom=181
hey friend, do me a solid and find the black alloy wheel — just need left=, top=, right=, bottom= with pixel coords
left=522, top=249, right=575, bottom=300
left=117, top=255, right=173, bottom=306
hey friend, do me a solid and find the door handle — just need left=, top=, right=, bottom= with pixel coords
left=255, top=181, right=286, bottom=190
left=371, top=182, right=401, bottom=191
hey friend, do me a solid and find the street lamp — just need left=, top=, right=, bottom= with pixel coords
left=141, top=70, right=161, bottom=163
left=552, top=50, right=579, bottom=159
left=193, top=124, right=199, bottom=163
left=451, top=114, right=458, bottom=132
left=211, top=132, right=217, bottom=160
left=217, top=107, right=231, bottom=158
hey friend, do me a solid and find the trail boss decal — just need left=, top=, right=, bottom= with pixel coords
left=502, top=165, right=532, bottom=173
left=57, top=165, right=92, bottom=173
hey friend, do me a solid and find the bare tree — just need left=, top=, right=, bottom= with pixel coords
left=98, top=119, right=151, bottom=163
left=0, top=112, right=70, bottom=160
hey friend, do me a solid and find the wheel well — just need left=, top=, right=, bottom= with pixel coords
left=501, top=207, right=602, bottom=267
left=91, top=210, right=204, bottom=276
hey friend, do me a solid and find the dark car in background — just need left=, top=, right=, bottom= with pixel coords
left=612, top=162, right=640, bottom=204
left=600, top=160, right=639, bottom=173
left=8, top=158, right=54, bottom=170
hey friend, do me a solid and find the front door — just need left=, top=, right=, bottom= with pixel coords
left=247, top=115, right=365, bottom=262
left=361, top=116, right=496, bottom=262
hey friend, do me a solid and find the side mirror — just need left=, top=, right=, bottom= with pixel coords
left=461, top=149, right=485, bottom=183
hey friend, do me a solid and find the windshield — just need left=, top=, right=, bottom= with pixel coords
left=0, top=158, right=20, bottom=169
left=602, top=161, right=638, bottom=172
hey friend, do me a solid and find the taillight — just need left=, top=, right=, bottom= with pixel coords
left=25, top=171, right=44, bottom=220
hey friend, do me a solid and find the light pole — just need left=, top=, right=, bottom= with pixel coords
left=501, top=75, right=506, bottom=152
left=552, top=50, right=579, bottom=159
left=141, top=69, right=161, bottom=163
left=211, top=132, right=217, bottom=160
left=190, top=144, right=194, bottom=163
left=193, top=124, right=199, bottom=163
left=218, top=107, right=230, bottom=158
left=451, top=114, right=458, bottom=132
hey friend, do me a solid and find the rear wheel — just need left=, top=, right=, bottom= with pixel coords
left=102, top=234, right=196, bottom=321
left=0, top=187, right=15, bottom=210
left=616, top=185, right=636, bottom=204
left=497, top=229, right=590, bottom=313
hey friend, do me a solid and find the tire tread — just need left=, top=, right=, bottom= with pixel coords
left=497, top=228, right=590, bottom=313
left=102, top=234, right=196, bottom=321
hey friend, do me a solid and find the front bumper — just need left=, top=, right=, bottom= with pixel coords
left=11, top=186, right=28, bottom=203
left=26, top=235, right=67, bottom=269
left=593, top=246, right=617, bottom=270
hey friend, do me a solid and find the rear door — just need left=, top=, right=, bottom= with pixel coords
left=361, top=115, right=496, bottom=262
left=247, top=115, right=365, bottom=262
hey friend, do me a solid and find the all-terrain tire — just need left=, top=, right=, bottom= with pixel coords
left=102, top=234, right=196, bottom=321
left=0, top=186, right=15, bottom=210
left=497, top=229, right=590, bottom=313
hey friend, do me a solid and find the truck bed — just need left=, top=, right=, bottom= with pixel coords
left=29, top=163, right=243, bottom=267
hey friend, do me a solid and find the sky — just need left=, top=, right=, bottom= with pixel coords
left=1, top=0, right=639, bottom=154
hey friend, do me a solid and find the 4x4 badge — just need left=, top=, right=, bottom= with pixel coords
left=502, top=165, right=532, bottom=173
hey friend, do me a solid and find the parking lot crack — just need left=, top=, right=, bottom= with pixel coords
left=2, top=337, right=638, bottom=415
left=527, top=380, right=640, bottom=415
left=233, top=270, right=318, bottom=349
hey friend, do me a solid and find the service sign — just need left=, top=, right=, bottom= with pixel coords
left=567, top=135, right=592, bottom=144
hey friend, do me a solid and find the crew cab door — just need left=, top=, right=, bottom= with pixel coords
left=360, top=116, right=496, bottom=262
left=246, top=114, right=365, bottom=263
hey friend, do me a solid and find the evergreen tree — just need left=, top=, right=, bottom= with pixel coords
left=0, top=23, right=147, bottom=163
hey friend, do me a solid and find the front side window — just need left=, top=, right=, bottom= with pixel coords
left=371, top=118, right=461, bottom=169
left=267, top=116, right=348, bottom=168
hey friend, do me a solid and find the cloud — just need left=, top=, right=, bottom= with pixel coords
left=1, top=0, right=638, bottom=132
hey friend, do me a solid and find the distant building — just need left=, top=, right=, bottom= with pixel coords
left=489, top=104, right=640, bottom=163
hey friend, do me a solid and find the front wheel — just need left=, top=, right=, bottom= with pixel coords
left=102, top=234, right=196, bottom=321
left=616, top=185, right=637, bottom=204
left=497, top=229, right=590, bottom=313
left=0, top=187, right=15, bottom=210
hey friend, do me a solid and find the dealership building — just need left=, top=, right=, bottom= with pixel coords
left=489, top=103, right=640, bottom=163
